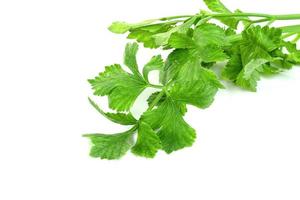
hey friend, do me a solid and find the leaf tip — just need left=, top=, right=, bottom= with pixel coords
left=108, top=21, right=131, bottom=34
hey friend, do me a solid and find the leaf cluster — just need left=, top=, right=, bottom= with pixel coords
left=85, top=0, right=300, bottom=159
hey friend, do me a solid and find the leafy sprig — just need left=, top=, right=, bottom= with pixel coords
left=84, top=0, right=300, bottom=159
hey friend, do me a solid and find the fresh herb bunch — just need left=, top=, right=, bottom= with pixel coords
left=84, top=0, right=300, bottom=159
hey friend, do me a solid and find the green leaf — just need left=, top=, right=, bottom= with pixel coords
left=143, top=55, right=164, bottom=82
left=165, top=48, right=225, bottom=80
left=124, top=43, right=141, bottom=76
left=288, top=52, right=300, bottom=64
left=222, top=26, right=289, bottom=91
left=270, top=49, right=294, bottom=70
left=222, top=53, right=243, bottom=81
left=260, top=63, right=282, bottom=75
left=153, top=16, right=198, bottom=46
left=108, top=19, right=158, bottom=34
left=197, top=44, right=228, bottom=63
left=164, top=49, right=191, bottom=81
left=108, top=21, right=131, bottom=34
left=142, top=97, right=196, bottom=153
left=235, top=26, right=282, bottom=91
left=284, top=41, right=300, bottom=64
left=203, top=0, right=231, bottom=13
left=164, top=37, right=227, bottom=82
left=166, top=24, right=228, bottom=65
left=241, top=26, right=282, bottom=60
left=131, top=121, right=162, bottom=158
left=147, top=92, right=166, bottom=106
left=88, top=97, right=137, bottom=125
left=203, top=0, right=239, bottom=29
left=168, top=50, right=224, bottom=108
left=105, top=113, right=137, bottom=125
left=127, top=24, right=173, bottom=48
left=168, top=32, right=196, bottom=49
left=172, top=51, right=224, bottom=87
left=147, top=92, right=187, bottom=115
left=89, top=64, right=147, bottom=111
left=163, top=46, right=225, bottom=109
left=84, top=129, right=135, bottom=160
left=193, top=23, right=229, bottom=47
left=236, top=59, right=266, bottom=92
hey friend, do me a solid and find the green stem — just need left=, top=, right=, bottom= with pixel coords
left=209, top=13, right=300, bottom=20
left=196, top=16, right=212, bottom=26
left=157, top=13, right=300, bottom=22
left=269, top=14, right=300, bottom=20
left=282, top=32, right=297, bottom=39
left=131, top=13, right=300, bottom=32
left=280, top=24, right=300, bottom=33
left=266, top=19, right=276, bottom=26
left=292, top=34, right=300, bottom=43
left=251, top=18, right=270, bottom=23
left=159, top=15, right=193, bottom=21
left=147, top=90, right=165, bottom=111
left=130, top=19, right=186, bottom=31
left=149, top=84, right=164, bottom=89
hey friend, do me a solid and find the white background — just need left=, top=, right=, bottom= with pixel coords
left=0, top=0, right=300, bottom=199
